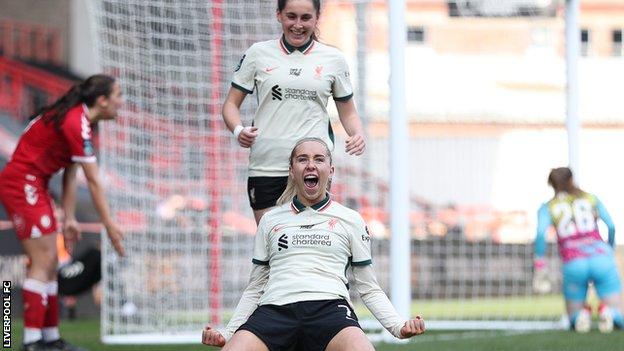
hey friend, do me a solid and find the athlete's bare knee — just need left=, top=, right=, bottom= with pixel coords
left=38, top=247, right=58, bottom=271
left=223, top=330, right=268, bottom=351
left=326, top=327, right=374, bottom=351
left=26, top=241, right=58, bottom=278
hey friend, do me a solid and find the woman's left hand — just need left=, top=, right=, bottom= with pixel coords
left=400, top=315, right=426, bottom=338
left=63, top=219, right=81, bottom=255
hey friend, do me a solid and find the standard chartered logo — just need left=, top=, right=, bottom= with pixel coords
left=284, top=88, right=317, bottom=101
left=278, top=234, right=288, bottom=251
left=292, top=233, right=332, bottom=247
left=272, top=85, right=282, bottom=100
left=271, top=85, right=317, bottom=101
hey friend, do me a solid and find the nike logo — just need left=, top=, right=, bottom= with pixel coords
left=338, top=304, right=357, bottom=322
left=265, top=66, right=278, bottom=72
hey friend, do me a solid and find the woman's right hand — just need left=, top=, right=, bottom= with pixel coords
left=202, top=326, right=226, bottom=347
left=237, top=127, right=258, bottom=148
left=105, top=222, right=125, bottom=257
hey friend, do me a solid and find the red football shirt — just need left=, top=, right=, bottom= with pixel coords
left=3, top=104, right=96, bottom=184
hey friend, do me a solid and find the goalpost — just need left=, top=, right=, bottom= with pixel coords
left=89, top=0, right=282, bottom=343
left=89, top=0, right=579, bottom=344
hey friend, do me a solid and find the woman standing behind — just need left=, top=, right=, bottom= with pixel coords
left=533, top=167, right=623, bottom=333
left=222, top=0, right=366, bottom=223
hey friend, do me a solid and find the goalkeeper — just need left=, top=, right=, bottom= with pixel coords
left=202, top=138, right=424, bottom=350
left=533, top=167, right=623, bottom=333
left=222, top=0, right=366, bottom=224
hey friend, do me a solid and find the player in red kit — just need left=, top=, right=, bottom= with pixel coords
left=0, top=74, right=126, bottom=351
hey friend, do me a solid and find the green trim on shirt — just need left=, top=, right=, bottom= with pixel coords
left=333, top=93, right=353, bottom=102
left=231, top=81, right=253, bottom=94
left=351, top=259, right=372, bottom=266
left=280, top=35, right=314, bottom=54
left=292, top=194, right=331, bottom=212
left=252, top=258, right=269, bottom=266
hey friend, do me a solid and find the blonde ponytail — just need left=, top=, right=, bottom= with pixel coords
left=276, top=175, right=297, bottom=206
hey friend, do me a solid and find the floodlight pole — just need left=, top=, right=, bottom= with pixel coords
left=565, top=0, right=581, bottom=180
left=389, top=0, right=411, bottom=320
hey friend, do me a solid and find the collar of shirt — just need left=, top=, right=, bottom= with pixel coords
left=280, top=34, right=315, bottom=55
left=291, top=194, right=331, bottom=213
left=81, top=103, right=92, bottom=123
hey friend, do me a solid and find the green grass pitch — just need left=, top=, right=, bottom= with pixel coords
left=8, top=318, right=624, bottom=351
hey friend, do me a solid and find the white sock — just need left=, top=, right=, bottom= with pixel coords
left=23, top=328, right=42, bottom=345
left=42, top=327, right=60, bottom=342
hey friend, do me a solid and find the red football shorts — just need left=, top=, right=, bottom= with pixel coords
left=0, top=175, right=58, bottom=241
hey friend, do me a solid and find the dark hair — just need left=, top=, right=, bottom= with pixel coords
left=35, top=74, right=116, bottom=130
left=277, top=0, right=321, bottom=41
left=548, top=167, right=582, bottom=195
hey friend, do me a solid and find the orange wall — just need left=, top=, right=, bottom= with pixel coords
left=319, top=0, right=624, bottom=58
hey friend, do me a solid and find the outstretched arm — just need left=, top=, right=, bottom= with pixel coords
left=223, top=264, right=269, bottom=339
left=352, top=265, right=424, bottom=338
left=202, top=263, right=269, bottom=347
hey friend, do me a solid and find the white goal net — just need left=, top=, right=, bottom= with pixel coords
left=89, top=0, right=624, bottom=344
left=90, top=0, right=281, bottom=343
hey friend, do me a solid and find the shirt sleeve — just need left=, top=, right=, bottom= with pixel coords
left=251, top=215, right=270, bottom=265
left=332, top=53, right=353, bottom=101
left=62, top=111, right=97, bottom=163
left=222, top=264, right=269, bottom=340
left=352, top=265, right=405, bottom=338
left=534, top=203, right=552, bottom=259
left=231, top=45, right=257, bottom=94
left=595, top=197, right=616, bottom=246
left=349, top=214, right=372, bottom=266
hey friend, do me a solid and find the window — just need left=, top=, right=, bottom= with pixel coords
left=447, top=0, right=557, bottom=17
left=407, top=26, right=425, bottom=44
left=580, top=28, right=590, bottom=57
left=612, top=29, right=623, bottom=57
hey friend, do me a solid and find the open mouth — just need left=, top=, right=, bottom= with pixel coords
left=291, top=31, right=306, bottom=40
left=304, top=174, right=319, bottom=189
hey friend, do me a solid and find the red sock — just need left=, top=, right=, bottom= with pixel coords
left=43, top=282, right=60, bottom=341
left=599, top=302, right=608, bottom=314
left=22, top=279, right=48, bottom=344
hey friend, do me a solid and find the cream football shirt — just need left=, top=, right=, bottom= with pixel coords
left=252, top=195, right=372, bottom=306
left=232, top=37, right=354, bottom=177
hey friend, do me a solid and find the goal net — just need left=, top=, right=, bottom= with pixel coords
left=90, top=0, right=624, bottom=343
left=90, top=0, right=282, bottom=343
